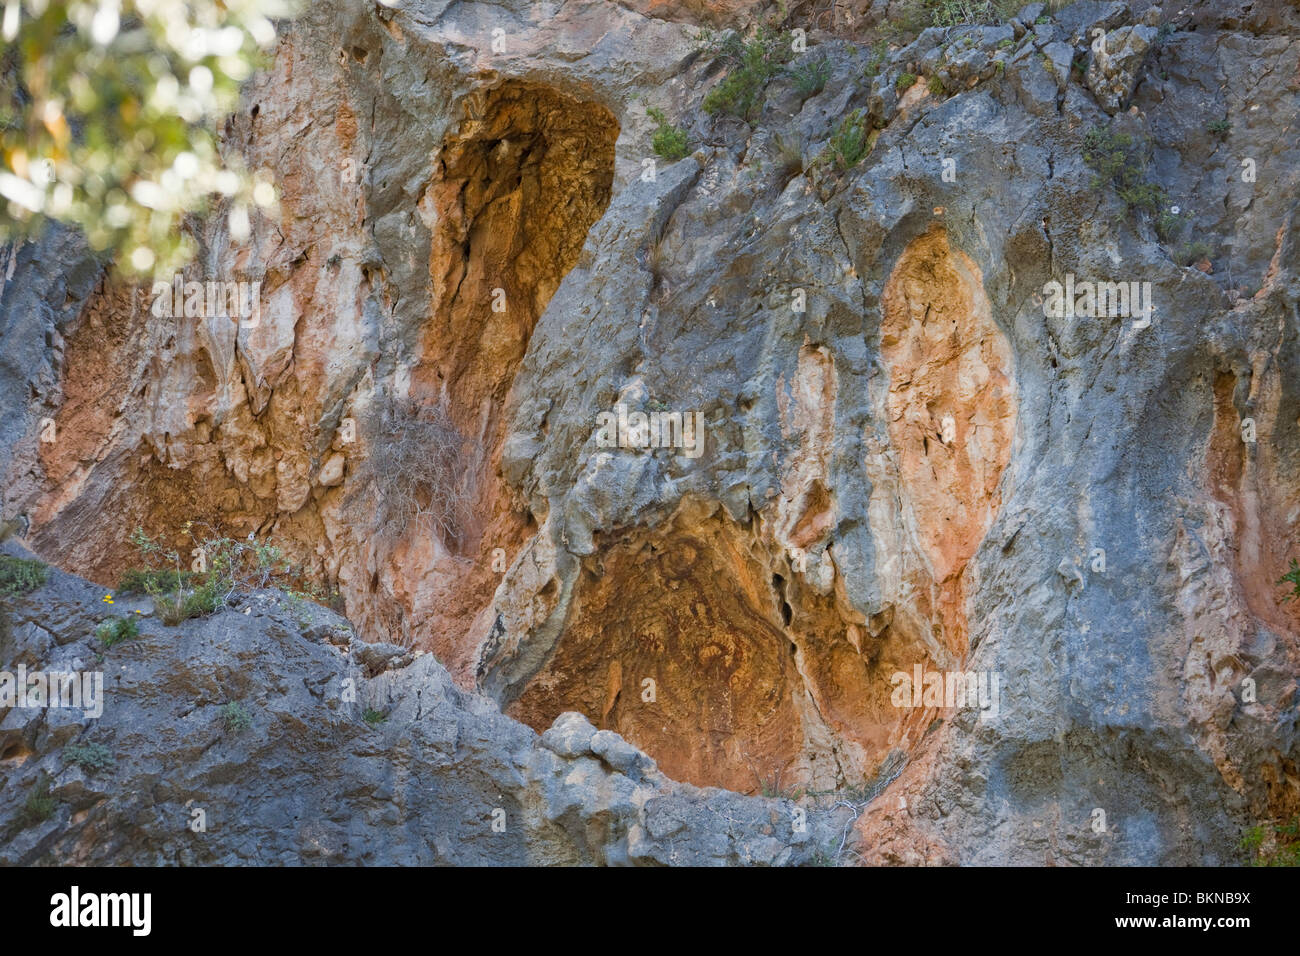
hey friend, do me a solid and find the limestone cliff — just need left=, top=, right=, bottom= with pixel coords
left=2, top=0, right=1299, bottom=865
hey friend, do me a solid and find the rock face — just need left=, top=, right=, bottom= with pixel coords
left=0, top=545, right=844, bottom=865
left=2, top=0, right=1300, bottom=864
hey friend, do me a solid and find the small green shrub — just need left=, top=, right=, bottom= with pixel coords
left=129, top=525, right=300, bottom=626
left=790, top=56, right=831, bottom=97
left=927, top=74, right=947, bottom=95
left=221, top=701, right=253, bottom=733
left=1207, top=118, right=1231, bottom=137
left=1082, top=124, right=1178, bottom=242
left=118, top=567, right=196, bottom=594
left=22, top=773, right=56, bottom=826
left=645, top=107, right=689, bottom=162
left=699, top=25, right=794, bottom=122
left=822, top=109, right=871, bottom=171
left=64, top=741, right=114, bottom=773
left=0, top=555, right=48, bottom=597
left=896, top=72, right=917, bottom=91
left=362, top=708, right=387, bottom=726
left=1242, top=816, right=1300, bottom=866
left=95, top=615, right=140, bottom=648
left=924, top=0, right=1019, bottom=28
left=1278, top=559, right=1300, bottom=603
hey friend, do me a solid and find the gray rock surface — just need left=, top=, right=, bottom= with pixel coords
left=0, top=546, right=846, bottom=865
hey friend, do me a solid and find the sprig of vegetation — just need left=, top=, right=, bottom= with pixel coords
left=0, top=555, right=47, bottom=596
left=790, top=56, right=830, bottom=97
left=96, top=615, right=140, bottom=647
left=646, top=107, right=689, bottom=162
left=698, top=24, right=794, bottom=122
left=1242, top=816, right=1300, bottom=866
left=129, top=523, right=301, bottom=625
left=1082, top=124, right=1179, bottom=241
left=21, top=772, right=56, bottom=826
left=64, top=741, right=115, bottom=773
left=221, top=700, right=252, bottom=733
left=821, top=109, right=871, bottom=171
left=1278, top=559, right=1300, bottom=603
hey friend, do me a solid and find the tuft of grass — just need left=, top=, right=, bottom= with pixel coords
left=22, top=772, right=56, bottom=827
left=1207, top=118, right=1231, bottom=137
left=1242, top=816, right=1300, bottom=866
left=896, top=71, right=917, bottom=91
left=790, top=56, right=831, bottom=97
left=1082, top=124, right=1179, bottom=242
left=821, top=109, right=871, bottom=171
left=64, top=741, right=114, bottom=773
left=221, top=701, right=253, bottom=733
left=772, top=131, right=806, bottom=184
left=927, top=74, right=947, bottom=95
left=95, top=615, right=140, bottom=648
left=0, top=555, right=47, bottom=597
left=646, top=107, right=689, bottom=162
left=362, top=708, right=387, bottom=726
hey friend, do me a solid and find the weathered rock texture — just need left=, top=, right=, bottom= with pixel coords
left=3, top=0, right=1300, bottom=864
left=0, top=544, right=849, bottom=864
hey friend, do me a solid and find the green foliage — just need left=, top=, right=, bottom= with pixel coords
left=118, top=566, right=195, bottom=594
left=1207, top=118, right=1231, bottom=137
left=863, top=40, right=889, bottom=80
left=0, top=0, right=300, bottom=275
left=64, top=741, right=114, bottom=773
left=921, top=0, right=1019, bottom=28
left=362, top=708, right=386, bottom=726
left=221, top=700, right=252, bottom=733
left=1082, top=124, right=1178, bottom=242
left=790, top=56, right=830, bottom=97
left=1176, top=241, right=1211, bottom=267
left=699, top=24, right=794, bottom=122
left=896, top=72, right=917, bottom=91
left=129, top=523, right=298, bottom=625
left=821, top=109, right=871, bottom=171
left=1279, top=559, right=1300, bottom=603
left=0, top=554, right=47, bottom=596
left=1242, top=816, right=1300, bottom=866
left=645, top=107, right=689, bottom=162
left=927, top=74, right=947, bottom=95
left=22, top=772, right=56, bottom=826
left=95, top=615, right=139, bottom=647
